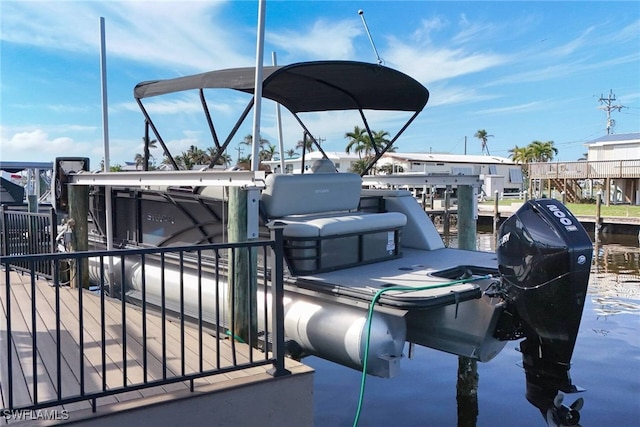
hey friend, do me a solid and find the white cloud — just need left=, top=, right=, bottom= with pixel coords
left=1, top=1, right=254, bottom=72
left=0, top=128, right=83, bottom=161
left=267, top=18, right=361, bottom=60
left=472, top=101, right=546, bottom=116
left=384, top=39, right=508, bottom=85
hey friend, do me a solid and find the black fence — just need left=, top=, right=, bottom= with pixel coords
left=0, top=227, right=288, bottom=414
left=0, top=205, right=57, bottom=279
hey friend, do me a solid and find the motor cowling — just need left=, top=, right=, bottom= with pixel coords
left=496, top=199, right=592, bottom=422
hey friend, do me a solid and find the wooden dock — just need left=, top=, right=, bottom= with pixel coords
left=0, top=269, right=311, bottom=424
left=474, top=204, right=640, bottom=231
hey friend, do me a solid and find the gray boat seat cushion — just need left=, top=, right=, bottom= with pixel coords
left=281, top=212, right=406, bottom=238
left=261, top=173, right=362, bottom=218
left=261, top=173, right=407, bottom=237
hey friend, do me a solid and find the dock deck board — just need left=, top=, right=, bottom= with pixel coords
left=0, top=269, right=272, bottom=419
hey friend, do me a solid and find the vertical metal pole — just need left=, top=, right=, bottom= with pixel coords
left=267, top=223, right=291, bottom=377
left=100, top=17, right=110, bottom=171
left=250, top=0, right=266, bottom=172
left=272, top=51, right=285, bottom=173
left=100, top=17, right=115, bottom=296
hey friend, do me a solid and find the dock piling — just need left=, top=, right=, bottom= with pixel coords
left=456, top=184, right=479, bottom=426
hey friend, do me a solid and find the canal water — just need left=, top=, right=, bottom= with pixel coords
left=308, top=231, right=640, bottom=427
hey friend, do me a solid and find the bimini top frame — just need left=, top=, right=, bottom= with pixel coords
left=134, top=60, right=429, bottom=175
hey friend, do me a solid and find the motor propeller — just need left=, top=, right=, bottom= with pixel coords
left=546, top=393, right=584, bottom=427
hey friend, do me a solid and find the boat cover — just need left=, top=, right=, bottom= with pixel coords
left=134, top=61, right=429, bottom=114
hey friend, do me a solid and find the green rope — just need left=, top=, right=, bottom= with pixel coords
left=352, top=274, right=492, bottom=427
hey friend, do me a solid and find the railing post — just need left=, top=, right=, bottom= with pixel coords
left=0, top=204, right=6, bottom=256
left=268, top=222, right=291, bottom=377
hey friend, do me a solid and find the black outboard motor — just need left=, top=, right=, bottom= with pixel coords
left=496, top=199, right=592, bottom=426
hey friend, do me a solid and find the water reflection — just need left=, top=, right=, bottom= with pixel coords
left=590, top=234, right=640, bottom=317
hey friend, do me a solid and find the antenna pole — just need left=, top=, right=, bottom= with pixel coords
left=358, top=10, right=383, bottom=65
left=598, top=90, right=626, bottom=135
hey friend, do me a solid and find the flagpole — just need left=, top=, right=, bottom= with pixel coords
left=251, top=0, right=266, bottom=171
left=100, top=17, right=115, bottom=296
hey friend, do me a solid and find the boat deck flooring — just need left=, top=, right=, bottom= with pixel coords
left=296, top=247, right=498, bottom=297
left=0, top=269, right=286, bottom=420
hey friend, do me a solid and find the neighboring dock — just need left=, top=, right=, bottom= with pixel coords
left=425, top=203, right=640, bottom=234
left=0, top=270, right=313, bottom=426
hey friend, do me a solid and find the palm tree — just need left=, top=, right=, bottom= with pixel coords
left=370, top=130, right=391, bottom=155
left=172, top=145, right=209, bottom=170
left=349, top=159, right=370, bottom=175
left=345, top=126, right=369, bottom=158
left=206, top=147, right=233, bottom=167
left=218, top=153, right=233, bottom=167
left=508, top=145, right=532, bottom=164
left=508, top=145, right=533, bottom=182
left=240, top=134, right=269, bottom=151
left=528, top=140, right=558, bottom=162
left=134, top=153, right=144, bottom=170
left=296, top=133, right=315, bottom=172
left=295, top=133, right=315, bottom=154
left=260, top=144, right=279, bottom=161
left=474, top=129, right=493, bottom=155
left=142, top=136, right=158, bottom=170
left=285, top=148, right=297, bottom=159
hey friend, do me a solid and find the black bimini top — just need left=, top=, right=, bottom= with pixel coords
left=133, top=60, right=429, bottom=114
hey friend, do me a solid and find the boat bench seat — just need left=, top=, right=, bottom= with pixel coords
left=261, top=173, right=406, bottom=274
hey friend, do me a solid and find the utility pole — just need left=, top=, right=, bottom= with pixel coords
left=598, top=90, right=626, bottom=135
left=235, top=145, right=244, bottom=163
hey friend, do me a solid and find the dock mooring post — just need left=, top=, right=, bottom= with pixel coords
left=456, top=184, right=479, bottom=426
left=443, top=185, right=451, bottom=235
left=493, top=190, right=499, bottom=235
left=227, top=187, right=258, bottom=347
left=68, top=184, right=89, bottom=289
left=595, top=190, right=602, bottom=238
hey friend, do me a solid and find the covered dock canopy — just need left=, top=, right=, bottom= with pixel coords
left=134, top=60, right=429, bottom=114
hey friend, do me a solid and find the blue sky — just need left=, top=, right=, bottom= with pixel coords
left=1, top=1, right=639, bottom=169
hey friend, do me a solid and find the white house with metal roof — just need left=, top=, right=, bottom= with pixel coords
left=263, top=151, right=362, bottom=174
left=376, top=152, right=523, bottom=197
left=585, top=132, right=640, bottom=161
left=264, top=151, right=523, bottom=198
